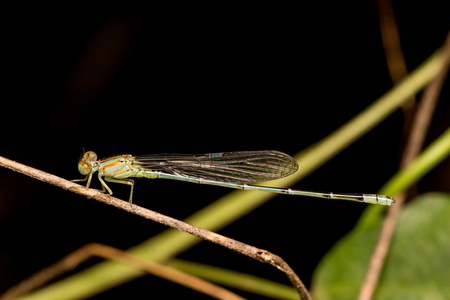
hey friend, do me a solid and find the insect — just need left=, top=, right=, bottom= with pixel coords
left=73, top=150, right=395, bottom=206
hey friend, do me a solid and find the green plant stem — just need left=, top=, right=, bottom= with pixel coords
left=169, top=259, right=299, bottom=300
left=380, top=126, right=450, bottom=196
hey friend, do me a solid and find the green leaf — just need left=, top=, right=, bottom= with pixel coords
left=311, top=193, right=450, bottom=300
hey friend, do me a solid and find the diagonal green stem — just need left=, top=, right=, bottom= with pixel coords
left=379, top=126, right=450, bottom=196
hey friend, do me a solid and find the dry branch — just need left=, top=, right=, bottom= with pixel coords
left=0, top=155, right=310, bottom=300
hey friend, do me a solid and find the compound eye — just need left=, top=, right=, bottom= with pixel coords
left=78, top=161, right=91, bottom=175
left=77, top=151, right=97, bottom=175
left=84, top=151, right=97, bottom=162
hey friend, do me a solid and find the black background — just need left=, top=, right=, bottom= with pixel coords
left=1, top=1, right=449, bottom=299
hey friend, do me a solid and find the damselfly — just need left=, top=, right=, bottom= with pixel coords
left=73, top=150, right=395, bottom=206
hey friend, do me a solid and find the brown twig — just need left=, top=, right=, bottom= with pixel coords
left=358, top=31, right=450, bottom=300
left=375, top=0, right=417, bottom=156
left=0, top=243, right=245, bottom=300
left=0, top=155, right=310, bottom=300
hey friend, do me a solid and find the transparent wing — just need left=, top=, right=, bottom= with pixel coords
left=134, top=150, right=298, bottom=184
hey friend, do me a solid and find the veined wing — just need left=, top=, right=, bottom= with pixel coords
left=134, top=150, right=298, bottom=184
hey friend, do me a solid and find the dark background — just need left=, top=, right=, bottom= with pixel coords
left=1, top=1, right=449, bottom=299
